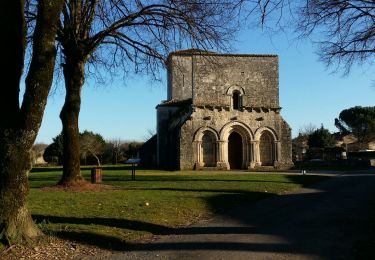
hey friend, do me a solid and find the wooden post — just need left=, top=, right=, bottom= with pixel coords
left=132, top=163, right=136, bottom=181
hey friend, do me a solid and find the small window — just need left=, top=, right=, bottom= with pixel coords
left=232, top=91, right=241, bottom=110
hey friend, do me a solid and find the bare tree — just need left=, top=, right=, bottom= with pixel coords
left=55, top=0, right=241, bottom=185
left=254, top=0, right=375, bottom=73
left=234, top=1, right=375, bottom=73
left=298, top=123, right=317, bottom=137
left=0, top=0, right=63, bottom=244
left=107, top=139, right=124, bottom=164
left=296, top=0, right=375, bottom=73
left=79, top=130, right=105, bottom=166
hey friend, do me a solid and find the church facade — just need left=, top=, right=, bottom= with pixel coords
left=156, top=50, right=293, bottom=170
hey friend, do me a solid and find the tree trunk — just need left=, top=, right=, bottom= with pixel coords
left=113, top=152, right=118, bottom=165
left=0, top=133, right=41, bottom=244
left=0, top=0, right=63, bottom=244
left=90, top=151, right=101, bottom=166
left=59, top=59, right=85, bottom=185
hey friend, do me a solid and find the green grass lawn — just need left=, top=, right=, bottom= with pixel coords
left=28, top=166, right=330, bottom=250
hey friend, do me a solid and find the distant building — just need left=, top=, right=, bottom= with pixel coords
left=32, top=144, right=48, bottom=166
left=154, top=49, right=293, bottom=170
left=335, top=133, right=375, bottom=152
left=292, top=134, right=308, bottom=161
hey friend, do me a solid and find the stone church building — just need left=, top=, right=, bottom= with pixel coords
left=154, top=49, right=293, bottom=170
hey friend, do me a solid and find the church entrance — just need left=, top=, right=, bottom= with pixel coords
left=202, top=131, right=216, bottom=167
left=259, top=132, right=273, bottom=166
left=228, top=132, right=242, bottom=169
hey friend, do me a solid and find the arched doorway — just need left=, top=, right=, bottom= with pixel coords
left=228, top=132, right=242, bottom=169
left=259, top=132, right=273, bottom=166
left=202, top=131, right=216, bottom=166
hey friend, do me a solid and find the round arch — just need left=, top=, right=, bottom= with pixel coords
left=220, top=121, right=253, bottom=142
left=219, top=121, right=253, bottom=169
left=225, top=86, right=245, bottom=96
left=193, top=127, right=219, bottom=142
left=254, top=127, right=278, bottom=142
left=226, top=86, right=245, bottom=110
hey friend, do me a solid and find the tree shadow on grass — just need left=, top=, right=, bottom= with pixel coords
left=32, top=189, right=335, bottom=256
left=33, top=215, right=174, bottom=235
left=30, top=175, right=337, bottom=255
left=104, top=177, right=298, bottom=184
left=30, top=175, right=331, bottom=252
left=285, top=175, right=331, bottom=187
left=52, top=230, right=296, bottom=253
left=103, top=174, right=330, bottom=185
left=32, top=192, right=274, bottom=250
left=31, top=167, right=63, bottom=173
left=31, top=166, right=132, bottom=172
left=110, top=187, right=282, bottom=193
left=53, top=230, right=129, bottom=251
left=50, top=226, right=265, bottom=251
left=32, top=175, right=375, bottom=259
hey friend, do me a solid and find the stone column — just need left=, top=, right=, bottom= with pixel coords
left=253, top=140, right=261, bottom=167
left=248, top=140, right=257, bottom=169
left=273, top=141, right=280, bottom=162
left=216, top=140, right=229, bottom=169
left=242, top=140, right=247, bottom=169
left=216, top=142, right=219, bottom=165
left=273, top=141, right=281, bottom=168
left=193, top=140, right=202, bottom=169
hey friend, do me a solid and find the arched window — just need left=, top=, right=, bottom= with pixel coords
left=232, top=91, right=242, bottom=110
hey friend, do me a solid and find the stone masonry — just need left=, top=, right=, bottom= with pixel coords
left=156, top=49, right=293, bottom=170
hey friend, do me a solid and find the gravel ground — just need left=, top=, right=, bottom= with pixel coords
left=0, top=237, right=112, bottom=260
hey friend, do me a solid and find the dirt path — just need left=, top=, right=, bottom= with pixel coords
left=95, top=171, right=375, bottom=260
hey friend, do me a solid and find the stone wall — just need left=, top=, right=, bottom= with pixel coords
left=156, top=100, right=192, bottom=169
left=167, top=55, right=193, bottom=101
left=179, top=107, right=293, bottom=170
left=168, top=53, right=279, bottom=108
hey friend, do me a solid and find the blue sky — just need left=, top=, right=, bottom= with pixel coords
left=35, top=27, right=374, bottom=144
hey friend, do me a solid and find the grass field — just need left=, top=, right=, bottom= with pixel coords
left=28, top=166, right=330, bottom=250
